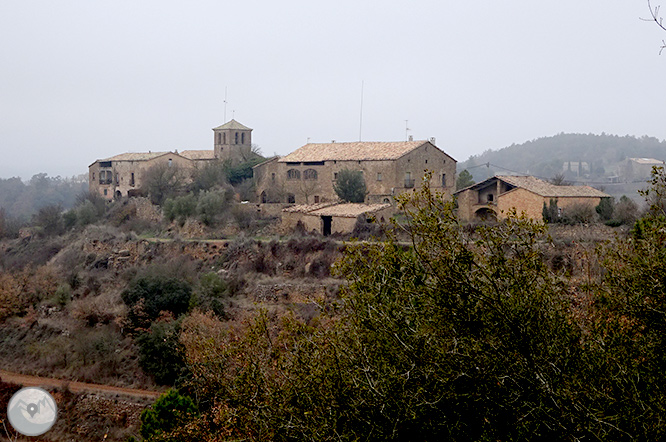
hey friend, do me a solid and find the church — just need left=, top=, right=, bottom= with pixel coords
left=88, top=120, right=252, bottom=200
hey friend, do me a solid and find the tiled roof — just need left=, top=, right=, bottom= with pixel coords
left=282, top=202, right=338, bottom=214
left=99, top=152, right=171, bottom=162
left=278, top=141, right=429, bottom=162
left=630, top=157, right=664, bottom=165
left=497, top=175, right=609, bottom=198
left=283, top=202, right=392, bottom=218
left=213, top=119, right=252, bottom=131
left=180, top=150, right=216, bottom=160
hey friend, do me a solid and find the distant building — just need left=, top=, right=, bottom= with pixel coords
left=282, top=202, right=395, bottom=235
left=455, top=175, right=609, bottom=222
left=89, top=119, right=251, bottom=200
left=253, top=140, right=457, bottom=205
left=622, top=158, right=664, bottom=182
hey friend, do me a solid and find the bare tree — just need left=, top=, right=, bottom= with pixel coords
left=644, top=0, right=666, bottom=53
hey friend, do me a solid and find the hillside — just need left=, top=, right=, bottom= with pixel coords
left=457, top=133, right=666, bottom=183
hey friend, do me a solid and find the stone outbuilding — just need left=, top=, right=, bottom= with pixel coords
left=254, top=140, right=457, bottom=206
left=282, top=202, right=394, bottom=236
left=455, top=175, right=610, bottom=222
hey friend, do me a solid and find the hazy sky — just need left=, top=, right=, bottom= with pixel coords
left=1, top=1, right=665, bottom=180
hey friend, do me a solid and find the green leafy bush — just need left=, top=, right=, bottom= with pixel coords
left=140, top=389, right=197, bottom=439
left=136, top=320, right=188, bottom=385
left=333, top=169, right=367, bottom=203
left=121, top=275, right=192, bottom=324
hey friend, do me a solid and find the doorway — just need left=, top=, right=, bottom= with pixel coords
left=322, top=216, right=332, bottom=236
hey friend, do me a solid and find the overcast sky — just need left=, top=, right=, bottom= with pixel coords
left=1, top=1, right=665, bottom=180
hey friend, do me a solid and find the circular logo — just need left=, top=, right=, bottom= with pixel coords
left=6, top=387, right=58, bottom=436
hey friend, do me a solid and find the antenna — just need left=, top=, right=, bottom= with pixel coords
left=405, top=120, right=411, bottom=141
left=359, top=80, right=364, bottom=141
left=223, top=87, right=228, bottom=122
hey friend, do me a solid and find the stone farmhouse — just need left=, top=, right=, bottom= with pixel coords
left=455, top=175, right=610, bottom=222
left=253, top=140, right=457, bottom=205
left=282, top=202, right=395, bottom=236
left=622, top=157, right=664, bottom=182
left=89, top=120, right=253, bottom=200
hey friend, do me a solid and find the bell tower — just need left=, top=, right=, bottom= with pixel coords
left=213, top=119, right=252, bottom=162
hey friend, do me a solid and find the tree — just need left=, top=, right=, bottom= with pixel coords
left=121, top=274, right=192, bottom=325
left=550, top=173, right=569, bottom=186
left=333, top=169, right=367, bottom=203
left=142, top=163, right=187, bottom=205
left=645, top=0, right=666, bottom=53
left=455, top=169, right=475, bottom=190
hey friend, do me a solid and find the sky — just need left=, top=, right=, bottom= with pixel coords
left=1, top=1, right=665, bottom=180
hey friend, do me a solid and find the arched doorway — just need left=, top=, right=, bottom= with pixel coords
left=474, top=207, right=497, bottom=221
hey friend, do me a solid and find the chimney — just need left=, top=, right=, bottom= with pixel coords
left=429, top=137, right=436, bottom=145
left=408, top=135, right=413, bottom=141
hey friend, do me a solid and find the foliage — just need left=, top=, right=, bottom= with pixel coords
left=333, top=169, right=367, bottom=203
left=32, top=204, right=64, bottom=236
left=224, top=156, right=264, bottom=186
left=455, top=169, right=475, bottom=190
left=140, top=389, right=198, bottom=440
left=163, top=194, right=197, bottom=226
left=192, top=272, right=228, bottom=317
left=190, top=160, right=227, bottom=193
left=542, top=198, right=559, bottom=223
left=549, top=172, right=570, bottom=186
left=121, top=274, right=192, bottom=326
left=136, top=320, right=188, bottom=385
left=196, top=189, right=231, bottom=226
left=612, top=195, right=639, bottom=225
left=142, top=163, right=187, bottom=205
left=595, top=196, right=614, bottom=221
left=561, top=202, right=596, bottom=224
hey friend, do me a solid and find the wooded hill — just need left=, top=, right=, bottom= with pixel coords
left=457, top=133, right=666, bottom=183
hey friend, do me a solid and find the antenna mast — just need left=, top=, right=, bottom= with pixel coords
left=224, top=87, right=228, bottom=122
left=405, top=120, right=411, bottom=141
left=359, top=80, right=364, bottom=141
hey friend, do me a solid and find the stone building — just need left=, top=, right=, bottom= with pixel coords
left=89, top=119, right=251, bottom=200
left=455, top=175, right=610, bottom=222
left=622, top=157, right=664, bottom=182
left=253, top=140, right=457, bottom=205
left=282, top=202, right=395, bottom=235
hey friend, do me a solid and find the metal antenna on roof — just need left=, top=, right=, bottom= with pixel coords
left=359, top=80, right=364, bottom=141
left=223, top=87, right=228, bottom=122
left=405, top=120, right=411, bottom=141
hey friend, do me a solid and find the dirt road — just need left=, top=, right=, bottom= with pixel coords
left=0, top=369, right=162, bottom=399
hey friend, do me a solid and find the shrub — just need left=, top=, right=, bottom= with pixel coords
left=163, top=193, right=197, bottom=225
left=193, top=272, right=228, bottom=317
left=140, top=389, right=197, bottom=439
left=562, top=203, right=597, bottom=224
left=595, top=197, right=614, bottom=221
left=197, top=189, right=231, bottom=226
left=121, top=274, right=192, bottom=324
left=33, top=204, right=64, bottom=236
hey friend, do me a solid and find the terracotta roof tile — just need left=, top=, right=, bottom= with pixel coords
left=278, top=141, right=429, bottom=162
left=283, top=202, right=392, bottom=218
left=100, top=152, right=171, bottom=162
left=213, top=119, right=252, bottom=131
left=180, top=150, right=216, bottom=160
left=497, top=175, right=609, bottom=198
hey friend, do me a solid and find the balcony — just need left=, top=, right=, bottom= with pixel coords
left=404, top=178, right=415, bottom=188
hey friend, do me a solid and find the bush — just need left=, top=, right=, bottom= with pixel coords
left=121, top=274, right=192, bottom=325
left=193, top=272, right=228, bottom=317
left=140, top=389, right=197, bottom=440
left=595, top=197, right=614, bottom=221
left=163, top=194, right=197, bottom=225
left=562, top=203, right=596, bottom=224
left=33, top=204, right=64, bottom=236
left=197, top=189, right=231, bottom=226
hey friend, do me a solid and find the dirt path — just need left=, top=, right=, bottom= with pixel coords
left=0, top=369, right=162, bottom=399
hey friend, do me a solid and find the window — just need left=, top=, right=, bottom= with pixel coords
left=377, top=173, right=382, bottom=181
left=104, top=189, right=108, bottom=196
left=130, top=173, right=135, bottom=186
left=303, top=169, right=318, bottom=180
left=404, top=172, right=415, bottom=188
left=287, top=193, right=295, bottom=204
left=488, top=194, right=494, bottom=203
left=168, top=158, right=173, bottom=167
left=287, top=169, right=301, bottom=180
left=425, top=159, right=428, bottom=164
left=441, top=173, right=446, bottom=187
left=271, top=172, right=276, bottom=182
left=223, top=132, right=226, bottom=144
left=241, top=133, right=245, bottom=144
left=383, top=198, right=390, bottom=204
left=92, top=172, right=95, bottom=180
left=304, top=161, right=325, bottom=166
left=235, top=132, right=239, bottom=144
left=314, top=195, right=320, bottom=203
left=333, top=172, right=338, bottom=180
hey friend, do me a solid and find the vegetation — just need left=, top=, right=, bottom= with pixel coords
left=455, top=169, right=475, bottom=190
left=333, top=169, right=367, bottom=203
